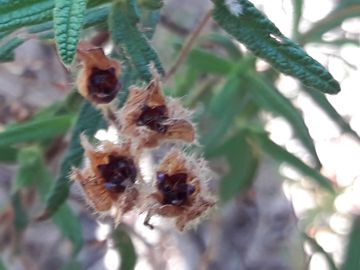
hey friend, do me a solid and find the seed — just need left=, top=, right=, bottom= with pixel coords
left=156, top=172, right=195, bottom=206
left=88, top=67, right=120, bottom=104
left=136, top=105, right=168, bottom=133
left=97, top=155, right=137, bottom=193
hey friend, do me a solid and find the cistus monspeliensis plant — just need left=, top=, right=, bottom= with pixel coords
left=1, top=0, right=357, bottom=269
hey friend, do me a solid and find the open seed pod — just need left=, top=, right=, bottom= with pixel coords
left=119, top=73, right=195, bottom=148
left=144, top=148, right=216, bottom=231
left=71, top=136, right=140, bottom=222
left=76, top=43, right=122, bottom=105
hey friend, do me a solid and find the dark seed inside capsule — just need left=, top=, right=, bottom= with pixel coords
left=88, top=67, right=120, bottom=104
left=97, top=155, right=137, bottom=193
left=156, top=172, right=195, bottom=206
left=137, top=105, right=169, bottom=133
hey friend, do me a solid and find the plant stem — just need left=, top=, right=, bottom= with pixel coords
left=164, top=10, right=212, bottom=82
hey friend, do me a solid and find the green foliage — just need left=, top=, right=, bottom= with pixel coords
left=43, top=102, right=105, bottom=219
left=212, top=0, right=341, bottom=94
left=113, top=227, right=137, bottom=270
left=15, top=146, right=83, bottom=257
left=109, top=0, right=164, bottom=81
left=54, top=0, right=87, bottom=65
left=247, top=129, right=334, bottom=192
left=341, top=216, right=360, bottom=270
left=0, top=114, right=74, bottom=147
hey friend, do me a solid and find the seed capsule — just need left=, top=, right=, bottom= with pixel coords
left=120, top=74, right=195, bottom=148
left=71, top=136, right=139, bottom=217
left=76, top=44, right=121, bottom=105
left=144, top=149, right=216, bottom=231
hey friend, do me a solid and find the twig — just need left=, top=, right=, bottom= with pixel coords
left=164, top=10, right=212, bottom=82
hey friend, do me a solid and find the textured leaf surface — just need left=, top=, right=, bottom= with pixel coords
left=43, top=102, right=105, bottom=218
left=109, top=0, right=164, bottom=81
left=54, top=0, right=87, bottom=65
left=342, top=215, right=360, bottom=270
left=0, top=37, right=23, bottom=62
left=248, top=73, right=321, bottom=168
left=0, top=114, right=74, bottom=147
left=0, top=0, right=53, bottom=33
left=212, top=0, right=341, bottom=94
left=113, top=227, right=137, bottom=270
left=248, top=130, right=334, bottom=192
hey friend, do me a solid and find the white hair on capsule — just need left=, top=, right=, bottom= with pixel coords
left=225, top=0, right=243, bottom=16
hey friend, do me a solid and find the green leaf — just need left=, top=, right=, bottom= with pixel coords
left=60, top=260, right=82, bottom=270
left=247, top=73, right=321, bottom=168
left=341, top=215, right=360, bottom=270
left=10, top=191, right=28, bottom=233
left=302, top=86, right=360, bottom=141
left=54, top=0, right=87, bottom=65
left=0, top=0, right=46, bottom=14
left=301, top=5, right=360, bottom=43
left=16, top=146, right=83, bottom=256
left=0, top=37, right=23, bottom=62
left=42, top=102, right=105, bottom=219
left=212, top=0, right=341, bottom=94
left=291, top=0, right=303, bottom=39
left=0, top=114, right=74, bottom=147
left=207, top=131, right=258, bottom=202
left=0, top=0, right=53, bottom=33
left=137, top=0, right=163, bottom=10
left=247, top=129, right=334, bottom=192
left=113, top=227, right=137, bottom=270
left=188, top=48, right=234, bottom=75
left=0, top=259, right=5, bottom=270
left=109, top=0, right=164, bottom=82
left=202, top=33, right=242, bottom=60
left=0, top=146, right=18, bottom=163
left=303, top=232, right=338, bottom=270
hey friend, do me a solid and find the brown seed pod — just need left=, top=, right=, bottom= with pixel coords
left=144, top=149, right=216, bottom=231
left=71, top=136, right=140, bottom=221
left=76, top=43, right=122, bottom=104
left=119, top=74, right=196, bottom=148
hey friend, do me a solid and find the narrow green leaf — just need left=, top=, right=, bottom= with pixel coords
left=11, top=191, right=28, bottom=233
left=0, top=146, right=18, bottom=163
left=0, top=114, right=74, bottom=147
left=0, top=0, right=53, bottom=33
left=188, top=48, right=234, bottom=75
left=207, top=131, right=258, bottom=202
left=0, top=259, right=5, bottom=270
left=137, top=0, right=163, bottom=10
left=43, top=102, right=105, bottom=218
left=54, top=0, right=87, bottom=65
left=248, top=130, right=334, bottom=192
left=16, top=146, right=83, bottom=256
left=212, top=0, right=341, bottom=94
left=0, top=37, right=23, bottom=62
left=0, top=0, right=46, bottom=14
left=109, top=0, right=164, bottom=81
left=247, top=73, right=321, bottom=168
left=342, top=215, right=360, bottom=270
left=301, top=5, right=360, bottom=43
left=60, top=260, right=82, bottom=270
left=113, top=227, right=137, bottom=270
left=303, top=233, right=338, bottom=270
left=291, top=0, right=303, bottom=39
left=302, top=86, right=360, bottom=141
left=202, top=33, right=242, bottom=60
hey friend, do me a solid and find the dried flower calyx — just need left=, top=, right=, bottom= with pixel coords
left=120, top=74, right=195, bottom=148
left=77, top=44, right=122, bottom=104
left=71, top=136, right=139, bottom=217
left=145, top=149, right=215, bottom=231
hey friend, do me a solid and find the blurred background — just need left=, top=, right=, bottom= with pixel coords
left=1, top=0, right=360, bottom=269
